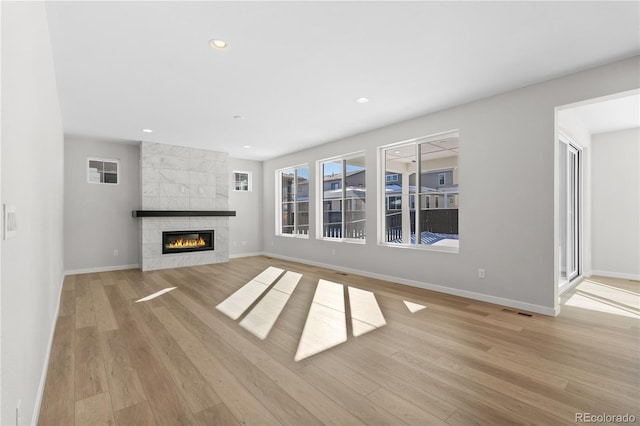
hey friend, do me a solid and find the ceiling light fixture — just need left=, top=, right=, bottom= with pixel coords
left=243, top=145, right=251, bottom=149
left=233, top=115, right=244, bottom=120
left=210, top=39, right=227, bottom=49
left=356, top=97, right=369, bottom=104
left=141, top=128, right=153, bottom=133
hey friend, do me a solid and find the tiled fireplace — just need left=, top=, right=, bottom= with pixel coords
left=139, top=142, right=230, bottom=271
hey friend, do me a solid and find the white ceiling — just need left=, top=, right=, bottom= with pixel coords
left=386, top=136, right=459, bottom=164
left=45, top=1, right=640, bottom=161
left=566, top=93, right=640, bottom=135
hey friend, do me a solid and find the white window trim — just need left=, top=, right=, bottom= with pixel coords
left=87, top=157, right=120, bottom=185
left=316, top=151, right=366, bottom=243
left=377, top=130, right=459, bottom=253
left=275, top=164, right=309, bottom=238
left=232, top=170, right=252, bottom=192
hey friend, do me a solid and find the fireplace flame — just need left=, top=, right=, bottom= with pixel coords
left=167, top=236, right=206, bottom=249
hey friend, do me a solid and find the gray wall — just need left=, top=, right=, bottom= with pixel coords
left=229, top=158, right=263, bottom=256
left=262, top=56, right=640, bottom=315
left=591, top=127, right=640, bottom=278
left=64, top=137, right=140, bottom=272
left=1, top=2, right=65, bottom=424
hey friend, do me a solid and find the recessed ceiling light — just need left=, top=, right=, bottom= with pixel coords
left=394, top=150, right=400, bottom=154
left=243, top=145, right=251, bottom=149
left=141, top=128, right=153, bottom=133
left=233, top=115, right=244, bottom=120
left=210, top=39, right=227, bottom=49
left=356, top=97, right=369, bottom=104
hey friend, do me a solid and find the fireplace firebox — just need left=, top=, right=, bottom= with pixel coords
left=162, top=230, right=214, bottom=254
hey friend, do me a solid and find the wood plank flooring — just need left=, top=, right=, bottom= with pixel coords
left=38, top=257, right=640, bottom=425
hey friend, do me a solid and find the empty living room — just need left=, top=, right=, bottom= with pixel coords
left=1, top=1, right=639, bottom=425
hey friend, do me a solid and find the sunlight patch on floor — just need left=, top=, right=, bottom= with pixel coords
left=218, top=267, right=418, bottom=361
left=135, top=287, right=176, bottom=303
left=348, top=287, right=386, bottom=337
left=216, top=267, right=284, bottom=320
left=403, top=300, right=427, bottom=313
left=240, top=271, right=302, bottom=339
left=294, top=279, right=347, bottom=361
left=565, top=279, right=640, bottom=318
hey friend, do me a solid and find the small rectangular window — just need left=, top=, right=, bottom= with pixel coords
left=233, top=171, right=252, bottom=191
left=438, top=173, right=446, bottom=186
left=88, top=157, right=119, bottom=184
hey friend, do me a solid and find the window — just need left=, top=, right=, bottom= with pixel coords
left=277, top=165, right=309, bottom=237
left=88, top=157, right=119, bottom=184
left=319, top=153, right=366, bottom=241
left=386, top=195, right=402, bottom=210
left=233, top=171, right=252, bottom=191
left=380, top=130, right=459, bottom=251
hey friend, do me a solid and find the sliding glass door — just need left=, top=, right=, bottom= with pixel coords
left=559, top=137, right=581, bottom=284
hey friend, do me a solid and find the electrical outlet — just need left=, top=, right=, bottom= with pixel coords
left=3, top=204, right=17, bottom=240
left=478, top=268, right=486, bottom=279
left=113, top=249, right=119, bottom=257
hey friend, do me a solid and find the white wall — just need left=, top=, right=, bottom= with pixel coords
left=1, top=2, right=64, bottom=424
left=229, top=158, right=263, bottom=257
left=64, top=136, right=140, bottom=273
left=591, top=127, right=640, bottom=279
left=262, top=57, right=640, bottom=315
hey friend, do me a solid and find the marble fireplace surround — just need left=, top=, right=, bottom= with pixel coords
left=139, top=141, right=231, bottom=271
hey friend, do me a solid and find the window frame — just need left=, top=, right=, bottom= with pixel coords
left=316, top=151, right=366, bottom=243
left=232, top=170, right=252, bottom=192
left=378, top=130, right=459, bottom=253
left=275, top=164, right=310, bottom=238
left=87, top=157, right=119, bottom=185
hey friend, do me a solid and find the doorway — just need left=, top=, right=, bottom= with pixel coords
left=559, top=136, right=581, bottom=286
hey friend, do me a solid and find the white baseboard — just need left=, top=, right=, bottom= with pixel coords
left=32, top=272, right=65, bottom=426
left=64, top=263, right=139, bottom=276
left=591, top=270, right=640, bottom=281
left=230, top=252, right=265, bottom=259
left=263, top=252, right=558, bottom=316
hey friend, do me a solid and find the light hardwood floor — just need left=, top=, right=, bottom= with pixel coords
left=38, top=256, right=639, bottom=425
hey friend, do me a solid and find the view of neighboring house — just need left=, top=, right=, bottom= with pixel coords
left=384, top=168, right=460, bottom=246
left=280, top=169, right=310, bottom=235
left=322, top=169, right=366, bottom=239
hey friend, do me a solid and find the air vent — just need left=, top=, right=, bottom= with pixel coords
left=502, top=308, right=533, bottom=317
